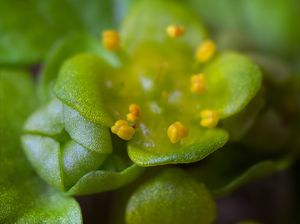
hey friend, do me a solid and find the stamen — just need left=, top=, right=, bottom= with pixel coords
left=167, top=121, right=189, bottom=144
left=102, top=30, right=120, bottom=51
left=111, top=120, right=135, bottom=140
left=195, top=40, right=216, bottom=63
left=191, top=74, right=205, bottom=93
left=200, top=110, right=219, bottom=128
left=127, top=104, right=141, bottom=122
left=166, top=25, right=185, bottom=38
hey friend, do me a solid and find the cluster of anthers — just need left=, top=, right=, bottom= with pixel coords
left=102, top=25, right=219, bottom=144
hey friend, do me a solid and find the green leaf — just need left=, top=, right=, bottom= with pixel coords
left=0, top=0, right=114, bottom=65
left=188, top=147, right=292, bottom=197
left=213, top=158, right=291, bottom=197
left=67, top=163, right=143, bottom=196
left=24, top=98, right=65, bottom=136
left=38, top=33, right=120, bottom=103
left=220, top=90, right=265, bottom=141
left=22, top=135, right=65, bottom=190
left=241, top=0, right=300, bottom=56
left=242, top=109, right=292, bottom=151
left=125, top=168, right=216, bottom=224
left=22, top=97, right=143, bottom=194
left=0, top=69, right=81, bottom=223
left=121, top=0, right=207, bottom=53
left=63, top=104, right=112, bottom=154
left=186, top=0, right=241, bottom=31
left=54, top=53, right=116, bottom=127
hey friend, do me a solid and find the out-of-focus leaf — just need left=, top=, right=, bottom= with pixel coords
left=242, top=109, right=291, bottom=151
left=0, top=69, right=82, bottom=223
left=188, top=147, right=292, bottom=198
left=121, top=0, right=207, bottom=53
left=220, top=90, right=265, bottom=141
left=186, top=0, right=241, bottom=31
left=241, top=0, right=300, bottom=56
left=0, top=0, right=114, bottom=65
left=187, top=0, right=300, bottom=57
left=213, top=158, right=291, bottom=197
left=247, top=52, right=291, bottom=86
left=125, top=168, right=216, bottom=224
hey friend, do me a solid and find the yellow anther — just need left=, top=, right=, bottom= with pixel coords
left=200, top=110, right=219, bottom=128
left=191, top=74, right=205, bottom=93
left=102, top=30, right=120, bottom=51
left=167, top=121, right=189, bottom=144
left=129, top=104, right=140, bottom=116
left=127, top=113, right=138, bottom=122
left=111, top=120, right=135, bottom=140
left=127, top=104, right=141, bottom=122
left=195, top=40, right=216, bottom=63
left=166, top=25, right=185, bottom=38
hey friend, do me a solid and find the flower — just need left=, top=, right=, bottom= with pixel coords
left=21, top=0, right=261, bottom=194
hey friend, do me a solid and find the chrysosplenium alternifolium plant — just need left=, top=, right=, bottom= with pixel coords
left=1, top=0, right=299, bottom=223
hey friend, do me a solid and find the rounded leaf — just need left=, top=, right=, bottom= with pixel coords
left=126, top=168, right=216, bottom=224
left=54, top=53, right=116, bottom=126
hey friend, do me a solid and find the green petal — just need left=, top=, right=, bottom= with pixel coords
left=199, top=52, right=262, bottom=118
left=128, top=126, right=228, bottom=166
left=121, top=0, right=207, bottom=53
left=0, top=0, right=114, bottom=64
left=0, top=69, right=81, bottom=223
left=125, top=168, right=216, bottom=224
left=54, top=53, right=116, bottom=126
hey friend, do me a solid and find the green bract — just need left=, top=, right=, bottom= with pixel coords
left=22, top=97, right=143, bottom=195
left=125, top=168, right=216, bottom=224
left=21, top=0, right=262, bottom=197
left=0, top=70, right=81, bottom=223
